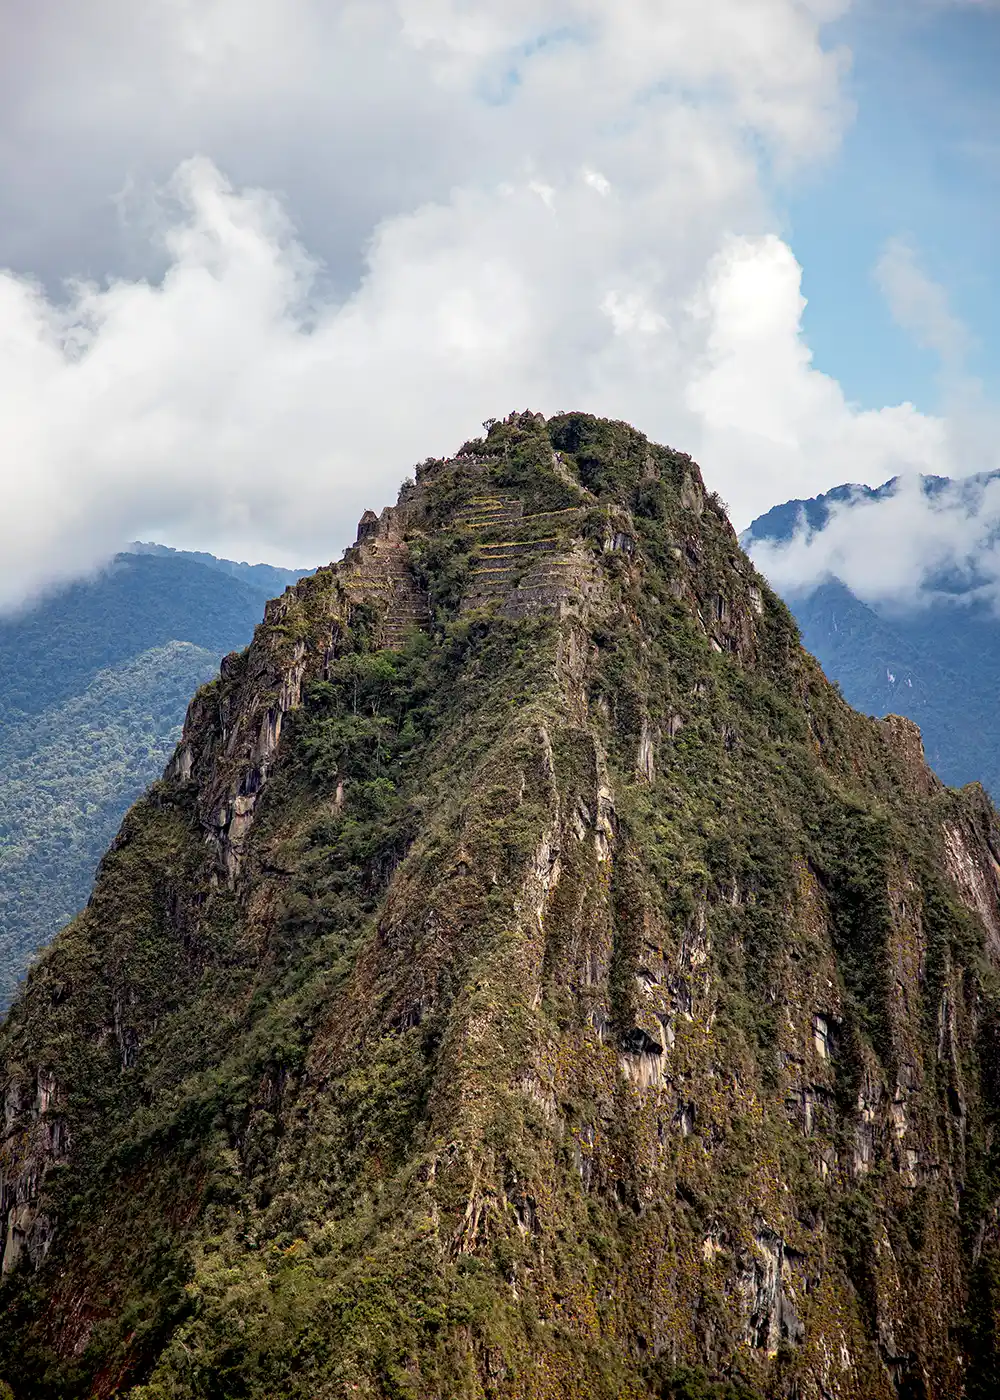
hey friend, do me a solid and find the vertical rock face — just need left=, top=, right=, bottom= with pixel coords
left=2, top=411, right=1000, bottom=1399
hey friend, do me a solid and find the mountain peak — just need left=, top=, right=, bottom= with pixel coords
left=3, top=413, right=1000, bottom=1397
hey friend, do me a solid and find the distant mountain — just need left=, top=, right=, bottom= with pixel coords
left=744, top=478, right=1000, bottom=795
left=127, top=540, right=312, bottom=599
left=0, top=550, right=314, bottom=1009
left=746, top=469, right=999, bottom=547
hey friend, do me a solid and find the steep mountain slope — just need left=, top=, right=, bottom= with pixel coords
left=3, top=413, right=1000, bottom=1399
left=0, top=554, right=312, bottom=1008
left=743, top=479, right=1000, bottom=795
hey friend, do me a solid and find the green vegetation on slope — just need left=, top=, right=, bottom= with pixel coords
left=0, top=642, right=219, bottom=1008
left=0, top=554, right=268, bottom=719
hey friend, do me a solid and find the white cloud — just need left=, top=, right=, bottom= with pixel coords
left=583, top=168, right=612, bottom=197
left=685, top=236, right=951, bottom=517
left=875, top=237, right=970, bottom=367
left=0, top=0, right=987, bottom=607
left=747, top=471, right=1000, bottom=610
left=745, top=236, right=1000, bottom=610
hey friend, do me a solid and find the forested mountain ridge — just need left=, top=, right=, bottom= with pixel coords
left=125, top=542, right=309, bottom=600
left=3, top=412, right=1000, bottom=1398
left=0, top=553, right=305, bottom=721
left=0, top=552, right=313, bottom=1009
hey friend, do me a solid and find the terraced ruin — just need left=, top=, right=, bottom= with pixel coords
left=339, top=472, right=597, bottom=644
left=456, top=492, right=590, bottom=615
left=340, top=510, right=432, bottom=649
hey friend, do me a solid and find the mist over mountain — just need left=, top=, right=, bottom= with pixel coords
left=0, top=550, right=313, bottom=1010
left=747, top=469, right=1000, bottom=607
left=744, top=473, right=1000, bottom=795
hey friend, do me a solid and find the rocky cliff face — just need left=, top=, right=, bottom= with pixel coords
left=2, top=412, right=1000, bottom=1399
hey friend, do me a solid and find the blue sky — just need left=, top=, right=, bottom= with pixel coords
left=786, top=2, right=1000, bottom=419
left=0, top=1, right=997, bottom=596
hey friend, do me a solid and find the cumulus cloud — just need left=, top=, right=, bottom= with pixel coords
left=0, top=0, right=850, bottom=283
left=686, top=235, right=952, bottom=513
left=0, top=0, right=985, bottom=607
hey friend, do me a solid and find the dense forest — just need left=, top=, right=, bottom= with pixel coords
left=0, top=643, right=218, bottom=1007
left=0, top=551, right=311, bottom=1008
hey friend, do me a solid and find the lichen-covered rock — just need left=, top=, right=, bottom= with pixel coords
left=2, top=410, right=1000, bottom=1398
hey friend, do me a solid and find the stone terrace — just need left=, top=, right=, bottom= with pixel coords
left=343, top=516, right=430, bottom=651
left=452, top=495, right=591, bottom=616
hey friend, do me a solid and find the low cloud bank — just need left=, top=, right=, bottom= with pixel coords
left=748, top=471, right=1000, bottom=609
